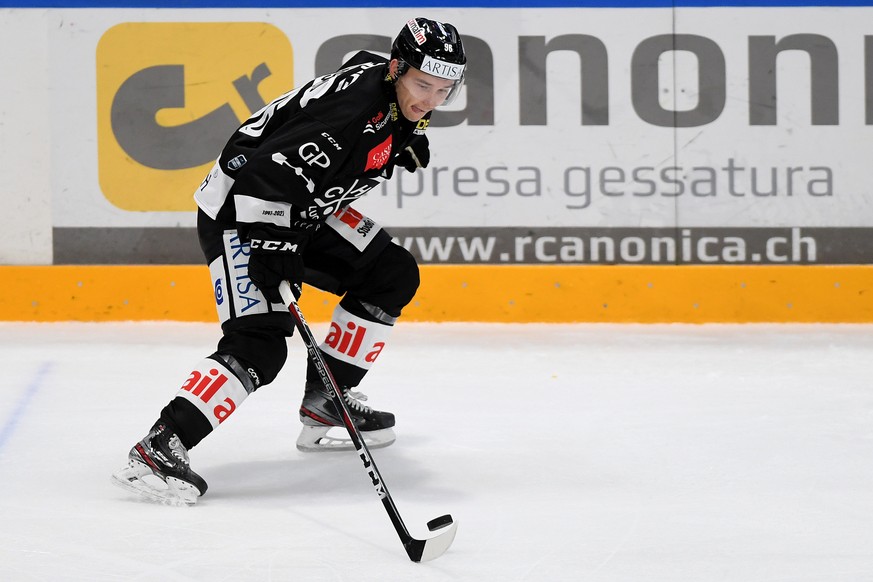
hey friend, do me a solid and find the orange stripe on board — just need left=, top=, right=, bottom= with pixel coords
left=1, top=265, right=871, bottom=323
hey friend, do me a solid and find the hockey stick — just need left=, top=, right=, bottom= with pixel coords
left=278, top=281, right=458, bottom=562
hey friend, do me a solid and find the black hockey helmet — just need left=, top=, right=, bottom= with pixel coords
left=391, top=17, right=466, bottom=105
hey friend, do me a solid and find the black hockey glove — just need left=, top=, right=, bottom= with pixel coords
left=245, top=225, right=308, bottom=303
left=395, top=134, right=430, bottom=173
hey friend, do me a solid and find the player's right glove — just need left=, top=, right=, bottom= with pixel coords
left=245, top=225, right=308, bottom=303
left=395, top=134, right=430, bottom=173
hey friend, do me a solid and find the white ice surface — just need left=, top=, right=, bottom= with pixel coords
left=1, top=322, right=872, bottom=581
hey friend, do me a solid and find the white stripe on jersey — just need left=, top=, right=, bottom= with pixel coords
left=233, top=195, right=294, bottom=228
left=194, top=159, right=236, bottom=220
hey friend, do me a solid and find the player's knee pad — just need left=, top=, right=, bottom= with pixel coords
left=216, top=324, right=289, bottom=388
left=350, top=243, right=420, bottom=317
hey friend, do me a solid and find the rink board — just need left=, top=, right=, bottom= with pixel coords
left=1, top=264, right=871, bottom=323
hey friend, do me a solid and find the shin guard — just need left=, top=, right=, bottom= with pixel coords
left=319, top=304, right=393, bottom=386
left=174, top=356, right=251, bottom=429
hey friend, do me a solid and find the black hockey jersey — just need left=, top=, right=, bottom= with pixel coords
left=195, top=51, right=427, bottom=234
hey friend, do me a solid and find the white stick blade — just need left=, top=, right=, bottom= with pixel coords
left=418, top=520, right=458, bottom=562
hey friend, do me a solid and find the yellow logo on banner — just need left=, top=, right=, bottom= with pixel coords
left=97, top=22, right=294, bottom=211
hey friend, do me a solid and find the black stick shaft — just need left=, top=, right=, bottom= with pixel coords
left=281, top=285, right=420, bottom=557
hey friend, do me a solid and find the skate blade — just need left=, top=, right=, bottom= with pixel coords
left=296, top=425, right=396, bottom=453
left=110, top=459, right=200, bottom=507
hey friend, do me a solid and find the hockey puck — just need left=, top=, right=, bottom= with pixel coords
left=426, top=514, right=453, bottom=532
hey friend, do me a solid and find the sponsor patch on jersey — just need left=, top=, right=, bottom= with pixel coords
left=363, top=110, right=388, bottom=134
left=227, top=154, right=247, bottom=171
left=365, top=135, right=393, bottom=171
left=326, top=207, right=383, bottom=252
left=414, top=118, right=430, bottom=135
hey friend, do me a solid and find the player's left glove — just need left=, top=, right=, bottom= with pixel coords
left=395, top=134, right=430, bottom=173
left=245, top=225, right=308, bottom=303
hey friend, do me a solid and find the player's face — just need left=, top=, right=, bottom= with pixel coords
left=394, top=65, right=456, bottom=122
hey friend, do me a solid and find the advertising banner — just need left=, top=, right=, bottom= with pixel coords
left=40, top=6, right=873, bottom=264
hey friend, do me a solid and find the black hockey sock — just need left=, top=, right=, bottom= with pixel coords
left=158, top=397, right=214, bottom=450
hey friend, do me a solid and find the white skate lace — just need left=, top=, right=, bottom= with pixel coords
left=343, top=389, right=373, bottom=413
left=167, top=434, right=190, bottom=466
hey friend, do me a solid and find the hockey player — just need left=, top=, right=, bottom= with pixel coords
left=111, top=18, right=467, bottom=505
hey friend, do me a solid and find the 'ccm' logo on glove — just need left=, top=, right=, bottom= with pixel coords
left=249, top=238, right=301, bottom=253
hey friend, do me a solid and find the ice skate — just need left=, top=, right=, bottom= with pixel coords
left=297, top=381, right=396, bottom=452
left=111, top=423, right=208, bottom=506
